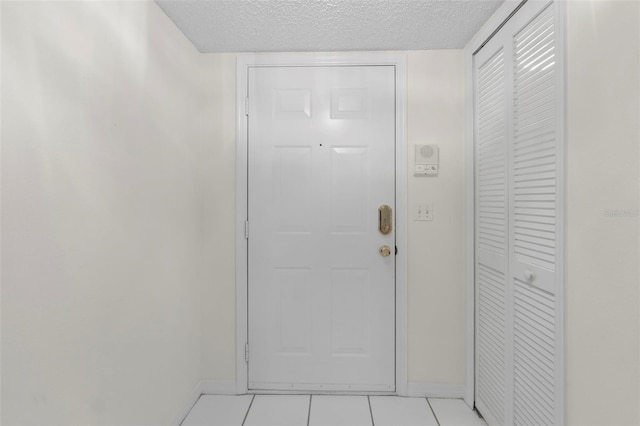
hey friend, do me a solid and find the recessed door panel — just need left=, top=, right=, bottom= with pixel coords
left=273, top=89, right=312, bottom=119
left=331, top=268, right=370, bottom=356
left=273, top=146, right=312, bottom=233
left=330, top=147, right=368, bottom=234
left=276, top=268, right=312, bottom=355
left=331, top=88, right=369, bottom=119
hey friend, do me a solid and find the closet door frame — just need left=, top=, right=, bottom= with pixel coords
left=464, top=0, right=566, bottom=419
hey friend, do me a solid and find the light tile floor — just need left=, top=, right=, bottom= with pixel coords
left=181, top=395, right=487, bottom=426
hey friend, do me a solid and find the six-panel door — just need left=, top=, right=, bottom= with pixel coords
left=247, top=65, right=396, bottom=392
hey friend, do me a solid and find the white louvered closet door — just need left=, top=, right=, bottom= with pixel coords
left=509, top=3, right=564, bottom=424
left=474, top=1, right=564, bottom=425
left=473, top=33, right=510, bottom=426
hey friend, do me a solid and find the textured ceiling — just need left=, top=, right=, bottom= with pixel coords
left=156, top=0, right=504, bottom=53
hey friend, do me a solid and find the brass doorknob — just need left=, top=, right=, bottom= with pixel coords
left=379, top=245, right=391, bottom=257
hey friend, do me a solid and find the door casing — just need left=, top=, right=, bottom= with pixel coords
left=235, top=53, right=408, bottom=395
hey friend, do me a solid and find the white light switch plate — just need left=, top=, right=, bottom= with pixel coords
left=414, top=203, right=433, bottom=221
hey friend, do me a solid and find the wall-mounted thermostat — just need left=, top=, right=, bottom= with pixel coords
left=414, top=144, right=439, bottom=176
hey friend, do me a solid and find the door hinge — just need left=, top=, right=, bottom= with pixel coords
left=245, top=342, right=249, bottom=363
left=245, top=221, right=249, bottom=239
left=395, top=245, right=398, bottom=255
left=245, top=98, right=249, bottom=116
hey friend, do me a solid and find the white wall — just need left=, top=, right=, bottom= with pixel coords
left=566, top=1, right=640, bottom=425
left=1, top=4, right=468, bottom=422
left=1, top=1, right=208, bottom=424
left=406, top=51, right=466, bottom=388
left=197, top=50, right=468, bottom=390
left=197, top=53, right=238, bottom=382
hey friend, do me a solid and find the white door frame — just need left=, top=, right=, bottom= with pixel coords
left=235, top=52, right=408, bottom=395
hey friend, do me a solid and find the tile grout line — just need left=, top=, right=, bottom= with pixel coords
left=425, top=398, right=441, bottom=426
left=241, top=394, right=256, bottom=426
left=307, top=395, right=312, bottom=426
left=367, top=396, right=375, bottom=426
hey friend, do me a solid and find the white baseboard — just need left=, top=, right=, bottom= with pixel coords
left=199, top=380, right=239, bottom=395
left=405, top=382, right=465, bottom=398
left=174, top=380, right=239, bottom=425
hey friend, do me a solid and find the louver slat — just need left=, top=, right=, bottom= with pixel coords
left=513, top=4, right=557, bottom=276
left=513, top=281, right=556, bottom=426
left=477, top=49, right=507, bottom=257
left=477, top=265, right=506, bottom=425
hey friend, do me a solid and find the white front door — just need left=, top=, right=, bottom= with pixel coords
left=247, top=65, right=396, bottom=392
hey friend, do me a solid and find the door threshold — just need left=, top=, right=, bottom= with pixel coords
left=247, top=389, right=397, bottom=396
